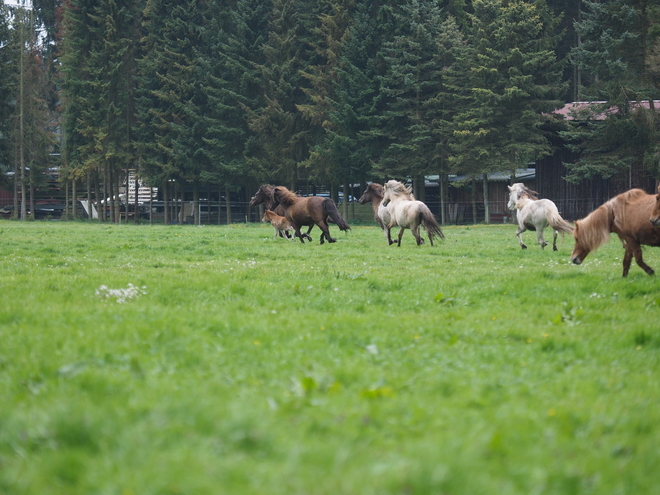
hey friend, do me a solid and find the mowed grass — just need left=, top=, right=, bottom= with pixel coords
left=0, top=220, right=659, bottom=495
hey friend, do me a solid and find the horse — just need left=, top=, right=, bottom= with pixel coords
left=572, top=188, right=660, bottom=277
left=507, top=183, right=573, bottom=250
left=250, top=184, right=308, bottom=240
left=358, top=183, right=394, bottom=245
left=381, top=180, right=444, bottom=246
left=261, top=210, right=295, bottom=241
left=271, top=186, right=351, bottom=244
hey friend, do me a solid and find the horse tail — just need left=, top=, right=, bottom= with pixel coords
left=419, top=207, right=444, bottom=241
left=576, top=204, right=612, bottom=252
left=545, top=208, right=573, bottom=235
left=322, top=199, right=351, bottom=232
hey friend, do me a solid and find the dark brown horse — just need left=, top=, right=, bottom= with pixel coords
left=272, top=186, right=351, bottom=244
left=250, top=184, right=312, bottom=240
left=572, top=188, right=660, bottom=276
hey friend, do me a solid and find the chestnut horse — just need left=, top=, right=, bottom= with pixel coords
left=358, top=183, right=394, bottom=245
left=262, top=210, right=295, bottom=240
left=572, top=188, right=660, bottom=276
left=271, top=186, right=351, bottom=244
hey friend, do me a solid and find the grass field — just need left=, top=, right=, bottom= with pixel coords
left=1, top=220, right=659, bottom=495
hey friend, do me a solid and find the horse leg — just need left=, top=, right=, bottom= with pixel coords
left=385, top=227, right=394, bottom=245
left=397, top=227, right=406, bottom=247
left=628, top=240, right=655, bottom=276
left=318, top=221, right=335, bottom=244
left=294, top=226, right=306, bottom=244
left=552, top=229, right=558, bottom=251
left=536, top=229, right=548, bottom=250
left=412, top=225, right=424, bottom=246
left=302, top=225, right=313, bottom=242
left=516, top=227, right=527, bottom=249
left=273, top=226, right=278, bottom=240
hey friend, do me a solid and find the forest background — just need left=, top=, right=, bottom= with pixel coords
left=1, top=0, right=660, bottom=224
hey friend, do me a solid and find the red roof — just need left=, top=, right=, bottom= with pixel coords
left=554, top=100, right=660, bottom=121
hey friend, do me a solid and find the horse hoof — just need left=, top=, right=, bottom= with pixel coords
left=521, top=245, right=527, bottom=249
left=553, top=246, right=558, bottom=251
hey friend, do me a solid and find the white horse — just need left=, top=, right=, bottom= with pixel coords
left=507, top=183, right=573, bottom=250
left=382, top=180, right=444, bottom=246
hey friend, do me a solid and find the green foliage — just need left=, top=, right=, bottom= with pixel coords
left=450, top=0, right=566, bottom=175
left=1, top=221, right=660, bottom=494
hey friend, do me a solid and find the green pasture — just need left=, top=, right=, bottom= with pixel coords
left=1, top=220, right=659, bottom=495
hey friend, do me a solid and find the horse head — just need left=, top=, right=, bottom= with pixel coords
left=358, top=183, right=384, bottom=205
left=650, top=185, right=660, bottom=227
left=508, top=183, right=539, bottom=210
left=570, top=220, right=588, bottom=265
left=250, top=184, right=275, bottom=207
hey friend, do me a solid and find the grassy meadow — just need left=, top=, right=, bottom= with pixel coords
left=1, top=219, right=659, bottom=495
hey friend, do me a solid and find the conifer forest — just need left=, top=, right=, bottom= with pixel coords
left=1, top=1, right=659, bottom=223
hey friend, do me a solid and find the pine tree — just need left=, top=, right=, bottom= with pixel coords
left=450, top=0, right=566, bottom=176
left=376, top=0, right=450, bottom=197
left=0, top=3, right=13, bottom=179
left=137, top=0, right=207, bottom=223
left=564, top=0, right=660, bottom=182
left=199, top=0, right=271, bottom=206
left=246, top=0, right=317, bottom=190
left=60, top=0, right=140, bottom=221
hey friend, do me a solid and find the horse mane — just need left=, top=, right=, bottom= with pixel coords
left=385, top=180, right=414, bottom=199
left=575, top=204, right=612, bottom=252
left=273, top=186, right=298, bottom=207
left=367, top=183, right=384, bottom=197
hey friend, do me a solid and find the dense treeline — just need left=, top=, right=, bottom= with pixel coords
left=1, top=0, right=660, bottom=223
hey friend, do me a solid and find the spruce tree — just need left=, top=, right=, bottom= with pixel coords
left=376, top=0, right=450, bottom=197
left=564, top=0, right=660, bottom=182
left=450, top=0, right=566, bottom=177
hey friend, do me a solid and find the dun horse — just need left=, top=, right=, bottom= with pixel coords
left=271, top=186, right=351, bottom=244
left=572, top=188, right=660, bottom=276
left=358, top=183, right=394, bottom=244
left=381, top=180, right=444, bottom=246
left=508, top=183, right=573, bottom=250
left=262, top=210, right=295, bottom=240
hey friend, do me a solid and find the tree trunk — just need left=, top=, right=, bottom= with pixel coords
left=471, top=177, right=477, bottom=224
left=225, top=185, right=232, bottom=224
left=72, top=178, right=77, bottom=220
left=482, top=173, right=490, bottom=224
left=163, top=179, right=170, bottom=225
left=87, top=172, right=93, bottom=221
left=193, top=179, right=199, bottom=225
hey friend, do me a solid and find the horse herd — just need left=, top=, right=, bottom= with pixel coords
left=250, top=181, right=660, bottom=277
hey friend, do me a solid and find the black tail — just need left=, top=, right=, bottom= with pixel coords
left=323, top=199, right=351, bottom=231
left=420, top=208, right=444, bottom=241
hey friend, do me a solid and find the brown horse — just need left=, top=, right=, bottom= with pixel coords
left=358, top=183, right=394, bottom=244
left=272, top=186, right=351, bottom=244
left=262, top=210, right=296, bottom=240
left=250, top=184, right=308, bottom=240
left=571, top=188, right=660, bottom=276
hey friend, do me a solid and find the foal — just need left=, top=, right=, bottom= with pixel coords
left=262, top=210, right=295, bottom=241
